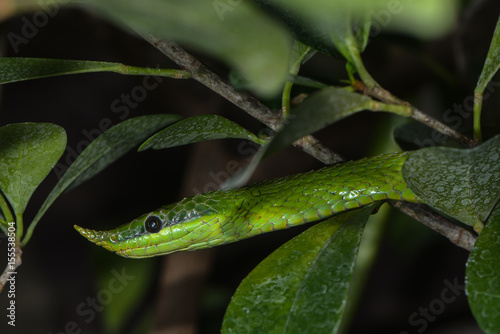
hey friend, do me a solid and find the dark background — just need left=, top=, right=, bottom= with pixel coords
left=0, top=1, right=499, bottom=333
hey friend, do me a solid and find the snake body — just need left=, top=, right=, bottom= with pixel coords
left=75, top=152, right=420, bottom=258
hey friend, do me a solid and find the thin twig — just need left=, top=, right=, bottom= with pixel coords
left=411, top=109, right=475, bottom=147
left=141, top=34, right=344, bottom=165
left=352, top=80, right=475, bottom=147
left=392, top=201, right=477, bottom=251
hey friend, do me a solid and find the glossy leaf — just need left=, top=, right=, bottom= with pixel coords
left=0, top=58, right=189, bottom=85
left=466, top=203, right=500, bottom=334
left=267, top=87, right=374, bottom=155
left=80, top=0, right=291, bottom=96
left=402, top=135, right=500, bottom=230
left=222, top=205, right=374, bottom=334
left=23, top=115, right=180, bottom=245
left=139, top=115, right=264, bottom=151
left=0, top=123, right=66, bottom=216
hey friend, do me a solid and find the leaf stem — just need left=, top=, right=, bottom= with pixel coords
left=282, top=41, right=312, bottom=117
left=281, top=81, right=293, bottom=118
left=15, top=213, right=23, bottom=241
left=114, top=64, right=191, bottom=79
left=373, top=102, right=413, bottom=117
left=473, top=89, right=483, bottom=142
left=21, top=220, right=33, bottom=246
left=349, top=49, right=378, bottom=90
left=0, top=191, right=14, bottom=224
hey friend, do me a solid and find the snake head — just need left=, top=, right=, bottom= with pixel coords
left=74, top=215, right=147, bottom=256
left=74, top=196, right=231, bottom=258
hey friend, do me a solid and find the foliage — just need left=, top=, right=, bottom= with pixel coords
left=0, top=1, right=499, bottom=333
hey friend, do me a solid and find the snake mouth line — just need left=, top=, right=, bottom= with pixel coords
left=74, top=225, right=176, bottom=258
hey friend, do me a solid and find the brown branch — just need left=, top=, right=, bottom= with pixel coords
left=392, top=201, right=477, bottom=251
left=141, top=34, right=344, bottom=165
left=411, top=109, right=476, bottom=147
left=352, top=80, right=475, bottom=147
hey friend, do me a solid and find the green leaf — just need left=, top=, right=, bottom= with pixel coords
left=352, top=10, right=371, bottom=52
left=292, top=75, right=328, bottom=89
left=475, top=14, right=500, bottom=91
left=23, top=114, right=180, bottom=246
left=222, top=205, right=374, bottom=334
left=474, top=15, right=500, bottom=141
left=0, top=123, right=66, bottom=216
left=289, top=40, right=315, bottom=71
left=327, top=5, right=371, bottom=64
left=260, top=0, right=458, bottom=41
left=466, top=203, right=500, bottom=334
left=79, top=0, right=291, bottom=96
left=138, top=115, right=264, bottom=151
left=402, top=135, right=500, bottom=231
left=59, top=115, right=180, bottom=192
left=0, top=57, right=190, bottom=84
left=267, top=87, right=374, bottom=155
left=254, top=1, right=368, bottom=60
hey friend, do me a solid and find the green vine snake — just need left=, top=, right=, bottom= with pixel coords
left=75, top=152, right=420, bottom=258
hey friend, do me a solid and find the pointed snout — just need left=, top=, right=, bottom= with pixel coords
left=74, top=225, right=108, bottom=246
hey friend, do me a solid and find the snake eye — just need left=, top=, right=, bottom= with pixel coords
left=145, top=216, right=162, bottom=233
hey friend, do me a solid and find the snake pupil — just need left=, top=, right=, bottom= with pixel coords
left=145, top=216, right=162, bottom=233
